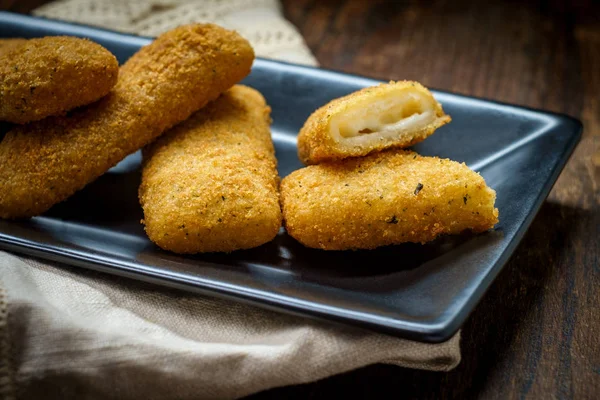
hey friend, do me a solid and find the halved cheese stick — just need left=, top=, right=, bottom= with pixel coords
left=139, top=85, right=282, bottom=254
left=281, top=149, right=498, bottom=250
left=297, top=81, right=450, bottom=164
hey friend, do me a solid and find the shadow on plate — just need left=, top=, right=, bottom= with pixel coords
left=143, top=227, right=504, bottom=294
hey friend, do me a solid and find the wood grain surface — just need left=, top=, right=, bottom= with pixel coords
left=2, top=0, right=599, bottom=398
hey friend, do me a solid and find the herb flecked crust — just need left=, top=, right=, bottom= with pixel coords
left=281, top=149, right=499, bottom=250
left=139, top=85, right=282, bottom=254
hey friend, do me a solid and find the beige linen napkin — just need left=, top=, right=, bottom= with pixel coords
left=33, top=0, right=319, bottom=66
left=0, top=1, right=461, bottom=399
left=0, top=252, right=459, bottom=399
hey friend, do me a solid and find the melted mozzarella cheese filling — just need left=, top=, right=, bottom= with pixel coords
left=329, top=90, right=437, bottom=146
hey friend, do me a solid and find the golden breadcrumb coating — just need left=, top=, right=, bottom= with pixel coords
left=281, top=149, right=498, bottom=250
left=0, top=36, right=118, bottom=123
left=0, top=38, right=28, bottom=55
left=297, top=81, right=451, bottom=164
left=0, top=24, right=254, bottom=219
left=139, top=85, right=282, bottom=253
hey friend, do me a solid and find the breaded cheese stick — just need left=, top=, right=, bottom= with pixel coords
left=281, top=150, right=498, bottom=250
left=139, top=85, right=282, bottom=253
left=0, top=38, right=28, bottom=55
left=297, top=81, right=451, bottom=164
left=0, top=36, right=119, bottom=123
left=0, top=24, right=254, bottom=219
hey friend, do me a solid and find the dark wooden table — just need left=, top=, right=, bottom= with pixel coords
left=3, top=0, right=599, bottom=398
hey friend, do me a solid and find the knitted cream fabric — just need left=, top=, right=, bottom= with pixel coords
left=33, top=0, right=318, bottom=66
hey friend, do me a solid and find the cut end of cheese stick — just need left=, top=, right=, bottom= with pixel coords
left=297, top=81, right=450, bottom=164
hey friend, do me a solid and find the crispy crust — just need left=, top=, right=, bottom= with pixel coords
left=297, top=81, right=451, bottom=165
left=0, top=24, right=254, bottom=219
left=281, top=149, right=498, bottom=250
left=139, top=85, right=282, bottom=253
left=0, top=38, right=28, bottom=56
left=0, top=36, right=119, bottom=123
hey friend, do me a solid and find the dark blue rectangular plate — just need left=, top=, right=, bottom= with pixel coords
left=0, top=12, right=582, bottom=342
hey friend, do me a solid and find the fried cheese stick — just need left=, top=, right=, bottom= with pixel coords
left=281, top=150, right=498, bottom=250
left=0, top=24, right=254, bottom=219
left=0, top=36, right=119, bottom=123
left=139, top=85, right=282, bottom=253
left=297, top=81, right=451, bottom=164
